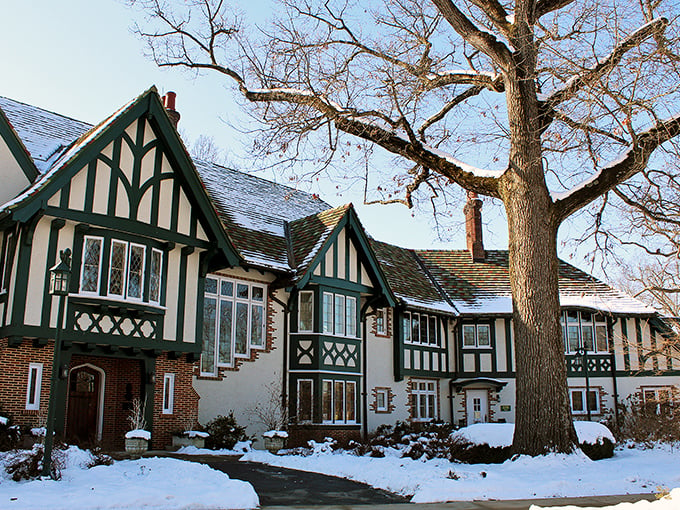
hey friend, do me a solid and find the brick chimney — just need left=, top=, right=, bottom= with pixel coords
left=162, top=91, right=181, bottom=128
left=464, top=190, right=485, bottom=261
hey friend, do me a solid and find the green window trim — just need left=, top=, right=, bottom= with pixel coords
left=321, top=291, right=358, bottom=338
left=562, top=311, right=609, bottom=354
left=402, top=311, right=441, bottom=347
left=321, top=378, right=357, bottom=424
left=298, top=291, right=314, bottom=333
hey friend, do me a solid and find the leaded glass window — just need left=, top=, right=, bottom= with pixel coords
left=81, top=237, right=102, bottom=293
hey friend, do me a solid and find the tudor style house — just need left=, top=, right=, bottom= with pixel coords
left=0, top=89, right=678, bottom=449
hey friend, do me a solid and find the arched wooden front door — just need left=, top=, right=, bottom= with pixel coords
left=66, top=365, right=102, bottom=445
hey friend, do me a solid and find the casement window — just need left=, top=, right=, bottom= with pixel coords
left=81, top=237, right=103, bottom=294
left=25, top=363, right=43, bottom=411
left=375, top=388, right=388, bottom=412
left=562, top=311, right=608, bottom=353
left=297, top=379, right=313, bottom=422
left=200, top=276, right=267, bottom=375
left=410, top=379, right=437, bottom=421
left=322, top=292, right=357, bottom=337
left=402, top=311, right=440, bottom=346
left=162, top=373, right=175, bottom=415
left=569, top=388, right=600, bottom=415
left=642, top=387, right=676, bottom=415
left=298, top=291, right=314, bottom=332
left=79, top=236, right=163, bottom=304
left=149, top=249, right=163, bottom=304
left=462, top=323, right=491, bottom=348
left=1, top=231, right=15, bottom=292
left=109, top=241, right=145, bottom=300
left=322, top=379, right=357, bottom=424
left=376, top=308, right=387, bottom=336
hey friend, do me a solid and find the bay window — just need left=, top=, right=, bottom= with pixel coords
left=322, top=379, right=357, bottom=424
left=201, top=276, right=267, bottom=375
left=79, top=236, right=163, bottom=304
left=298, top=291, right=314, bottom=332
left=322, top=292, right=357, bottom=337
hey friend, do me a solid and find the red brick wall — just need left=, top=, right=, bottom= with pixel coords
left=0, top=338, right=54, bottom=431
left=0, top=339, right=199, bottom=450
left=153, top=354, right=200, bottom=448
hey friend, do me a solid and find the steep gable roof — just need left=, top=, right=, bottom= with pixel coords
left=415, top=250, right=655, bottom=316
left=0, top=88, right=240, bottom=265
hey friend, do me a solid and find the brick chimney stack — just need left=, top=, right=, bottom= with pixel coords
left=464, top=190, right=485, bottom=262
left=162, top=91, right=181, bottom=128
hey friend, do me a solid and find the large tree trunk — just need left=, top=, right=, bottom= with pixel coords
left=500, top=37, right=578, bottom=454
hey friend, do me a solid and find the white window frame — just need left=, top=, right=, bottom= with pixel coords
left=375, top=388, right=389, bottom=412
left=297, top=379, right=314, bottom=423
left=200, top=275, right=268, bottom=373
left=126, top=243, right=146, bottom=302
left=149, top=248, right=163, bottom=304
left=562, top=311, right=609, bottom=354
left=404, top=312, right=441, bottom=346
left=298, top=291, right=314, bottom=332
left=25, top=363, right=43, bottom=411
left=569, top=387, right=600, bottom=415
left=321, top=379, right=357, bottom=425
left=162, top=373, right=175, bottom=415
left=375, top=308, right=387, bottom=336
left=462, top=323, right=491, bottom=349
left=80, top=236, right=104, bottom=295
left=321, top=292, right=358, bottom=338
left=411, top=379, right=437, bottom=421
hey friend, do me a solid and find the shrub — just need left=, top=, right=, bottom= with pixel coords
left=604, top=395, right=680, bottom=445
left=205, top=412, right=249, bottom=450
left=447, top=437, right=512, bottom=464
left=0, top=407, right=20, bottom=452
left=5, top=443, right=65, bottom=481
left=580, top=438, right=615, bottom=460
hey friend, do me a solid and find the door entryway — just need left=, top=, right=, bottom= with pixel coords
left=466, top=389, right=489, bottom=425
left=66, top=364, right=104, bottom=445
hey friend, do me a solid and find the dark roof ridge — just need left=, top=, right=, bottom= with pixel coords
left=409, top=249, right=459, bottom=314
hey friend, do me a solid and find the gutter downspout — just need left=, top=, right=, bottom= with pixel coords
left=361, top=296, right=381, bottom=441
left=269, top=288, right=291, bottom=416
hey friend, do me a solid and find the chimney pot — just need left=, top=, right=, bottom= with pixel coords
left=164, top=91, right=180, bottom=128
left=464, top=191, right=485, bottom=262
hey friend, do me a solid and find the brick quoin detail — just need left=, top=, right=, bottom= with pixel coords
left=406, top=377, right=441, bottom=422
left=370, top=308, right=392, bottom=339
left=369, top=386, right=396, bottom=414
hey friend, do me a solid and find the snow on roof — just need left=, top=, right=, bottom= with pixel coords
left=0, top=96, right=92, bottom=173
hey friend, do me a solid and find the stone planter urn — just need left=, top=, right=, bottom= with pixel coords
left=125, top=429, right=150, bottom=457
left=172, top=431, right=209, bottom=449
left=262, top=431, right=288, bottom=454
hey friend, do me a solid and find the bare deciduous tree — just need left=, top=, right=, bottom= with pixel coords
left=130, top=0, right=680, bottom=455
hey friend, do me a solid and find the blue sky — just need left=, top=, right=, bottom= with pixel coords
left=2, top=0, right=622, bottom=275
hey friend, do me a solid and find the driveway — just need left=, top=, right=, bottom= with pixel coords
left=178, top=454, right=409, bottom=507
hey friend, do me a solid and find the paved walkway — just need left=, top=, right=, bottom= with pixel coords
left=146, top=452, right=657, bottom=509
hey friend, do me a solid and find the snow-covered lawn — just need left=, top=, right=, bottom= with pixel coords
left=242, top=443, right=680, bottom=504
left=0, top=447, right=258, bottom=509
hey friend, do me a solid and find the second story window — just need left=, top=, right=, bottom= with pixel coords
left=322, top=292, right=357, bottom=337
left=376, top=308, right=387, bottom=335
left=562, top=311, right=608, bottom=353
left=462, top=323, right=491, bottom=348
left=78, top=235, right=163, bottom=304
left=402, top=311, right=440, bottom=346
left=298, top=291, right=314, bottom=332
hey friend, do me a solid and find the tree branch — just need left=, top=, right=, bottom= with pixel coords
left=553, top=114, right=680, bottom=220
left=534, top=0, right=577, bottom=21
left=544, top=17, right=669, bottom=107
left=431, top=0, right=513, bottom=71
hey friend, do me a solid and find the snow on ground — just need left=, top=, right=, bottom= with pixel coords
left=0, top=447, right=258, bottom=509
left=532, top=488, right=679, bottom=510
left=176, top=440, right=252, bottom=456
left=452, top=422, right=615, bottom=447
left=241, top=443, right=680, bottom=504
